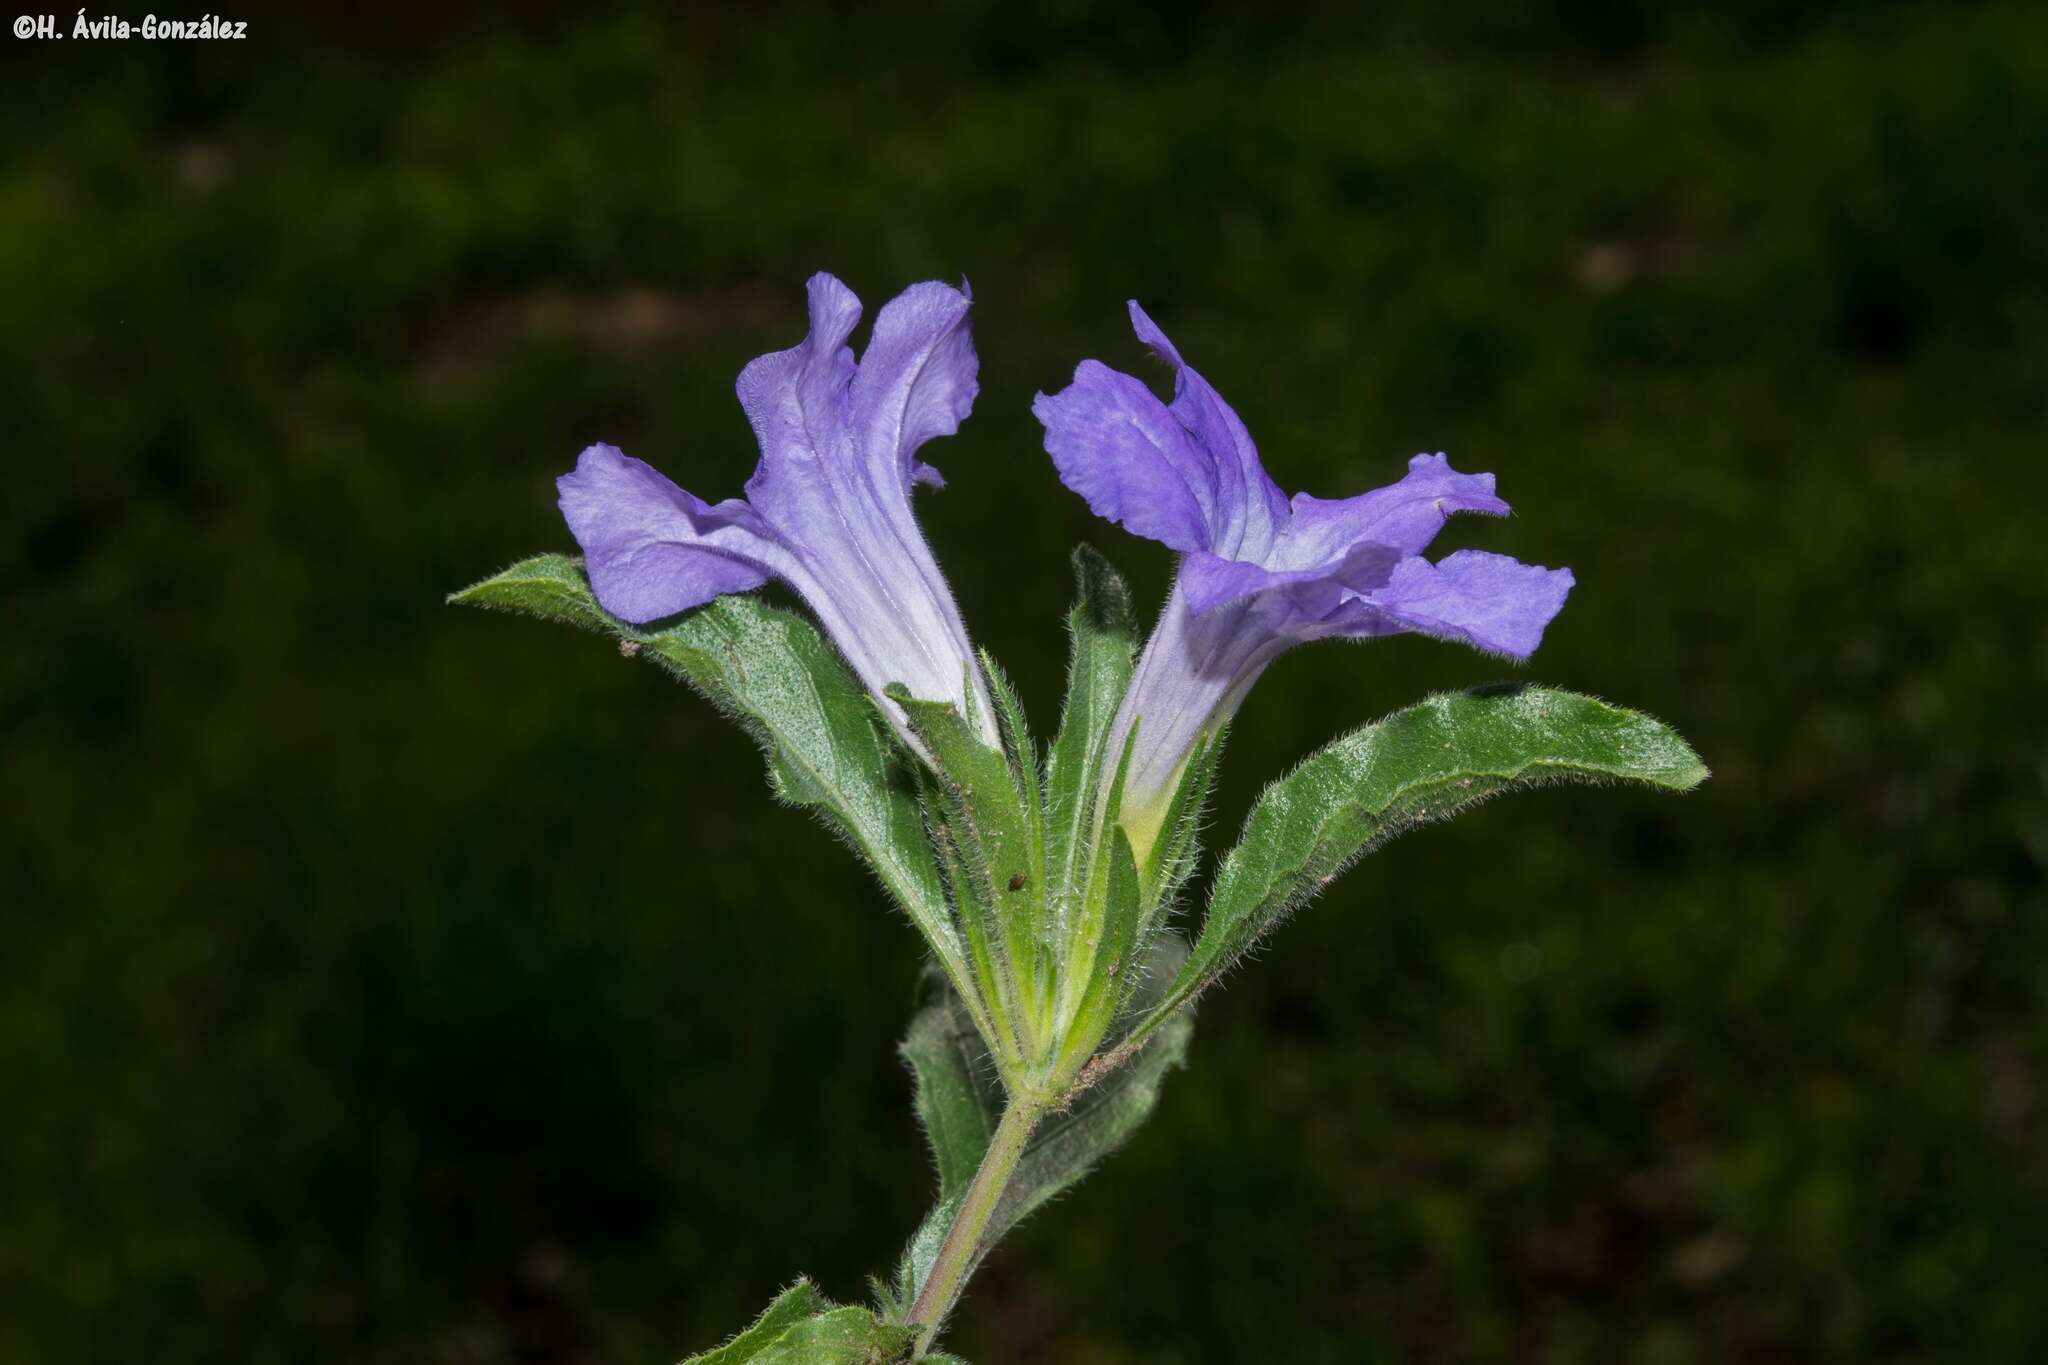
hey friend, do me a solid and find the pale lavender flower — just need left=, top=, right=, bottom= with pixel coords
left=1035, top=302, right=1573, bottom=848
left=559, top=273, right=994, bottom=747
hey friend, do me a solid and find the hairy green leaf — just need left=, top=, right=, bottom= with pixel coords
left=900, top=973, right=1000, bottom=1206
left=450, top=555, right=967, bottom=999
left=892, top=686, right=1047, bottom=1058
left=679, top=1279, right=913, bottom=1365
left=1135, top=724, right=1223, bottom=930
left=682, top=1279, right=827, bottom=1364
left=1053, top=825, right=1144, bottom=1079
left=739, top=1307, right=912, bottom=1365
left=1044, top=546, right=1138, bottom=916
left=891, top=978, right=1004, bottom=1317
left=979, top=650, right=1044, bottom=866
left=1118, top=684, right=1707, bottom=1058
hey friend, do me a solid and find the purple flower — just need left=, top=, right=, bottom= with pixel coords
left=559, top=272, right=994, bottom=748
left=1034, top=302, right=1573, bottom=846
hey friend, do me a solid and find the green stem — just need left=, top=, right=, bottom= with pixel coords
left=909, top=1096, right=1043, bottom=1357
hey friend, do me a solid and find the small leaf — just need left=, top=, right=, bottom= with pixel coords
left=979, top=650, right=1044, bottom=851
left=1044, top=545, right=1139, bottom=913
left=891, top=977, right=1002, bottom=1318
left=740, top=1306, right=912, bottom=1365
left=452, top=556, right=975, bottom=1021
left=894, top=1187, right=969, bottom=1326
left=980, top=652, right=1050, bottom=979
left=1052, top=825, right=1144, bottom=1079
left=900, top=972, right=1002, bottom=1206
left=891, top=686, right=1048, bottom=1058
left=678, top=1279, right=912, bottom=1365
left=682, top=1280, right=827, bottom=1364
left=1118, top=685, right=1707, bottom=1057
left=1135, top=723, right=1224, bottom=929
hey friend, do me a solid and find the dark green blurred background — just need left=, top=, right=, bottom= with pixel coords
left=6, top=4, right=2046, bottom=1361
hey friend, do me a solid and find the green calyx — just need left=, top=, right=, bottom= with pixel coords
left=886, top=546, right=1182, bottom=1102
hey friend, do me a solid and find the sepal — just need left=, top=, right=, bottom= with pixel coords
left=1050, top=821, right=1144, bottom=1081
left=1136, top=723, right=1224, bottom=923
left=1044, top=545, right=1139, bottom=918
left=889, top=681, right=1048, bottom=1071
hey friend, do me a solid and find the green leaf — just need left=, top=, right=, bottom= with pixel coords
left=682, top=1279, right=826, bottom=1364
left=980, top=651, right=1049, bottom=978
left=891, top=977, right=1005, bottom=1316
left=979, top=649, right=1044, bottom=850
left=1117, top=684, right=1708, bottom=1058
left=739, top=1307, right=912, bottom=1365
left=679, top=1279, right=914, bottom=1365
left=1044, top=546, right=1138, bottom=913
left=891, top=685, right=1047, bottom=1062
left=1051, top=824, right=1144, bottom=1080
left=900, top=971, right=1000, bottom=1206
left=893, top=935, right=1193, bottom=1307
left=1135, top=723, right=1224, bottom=929
left=450, top=556, right=970, bottom=1012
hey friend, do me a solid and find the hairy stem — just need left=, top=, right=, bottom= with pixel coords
left=909, top=1096, right=1042, bottom=1357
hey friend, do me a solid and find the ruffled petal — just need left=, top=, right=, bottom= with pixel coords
left=557, top=443, right=780, bottom=624
left=553, top=276, right=992, bottom=755
left=734, top=273, right=862, bottom=500
left=849, top=280, right=978, bottom=495
left=1350, top=549, right=1575, bottom=660
left=1033, top=359, right=1215, bottom=553
left=1276, top=453, right=1509, bottom=571
left=1180, top=540, right=1405, bottom=616
left=1127, top=302, right=1289, bottom=560
left=727, top=275, right=992, bottom=735
left=1051, top=298, right=1579, bottom=851
left=735, top=273, right=873, bottom=559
